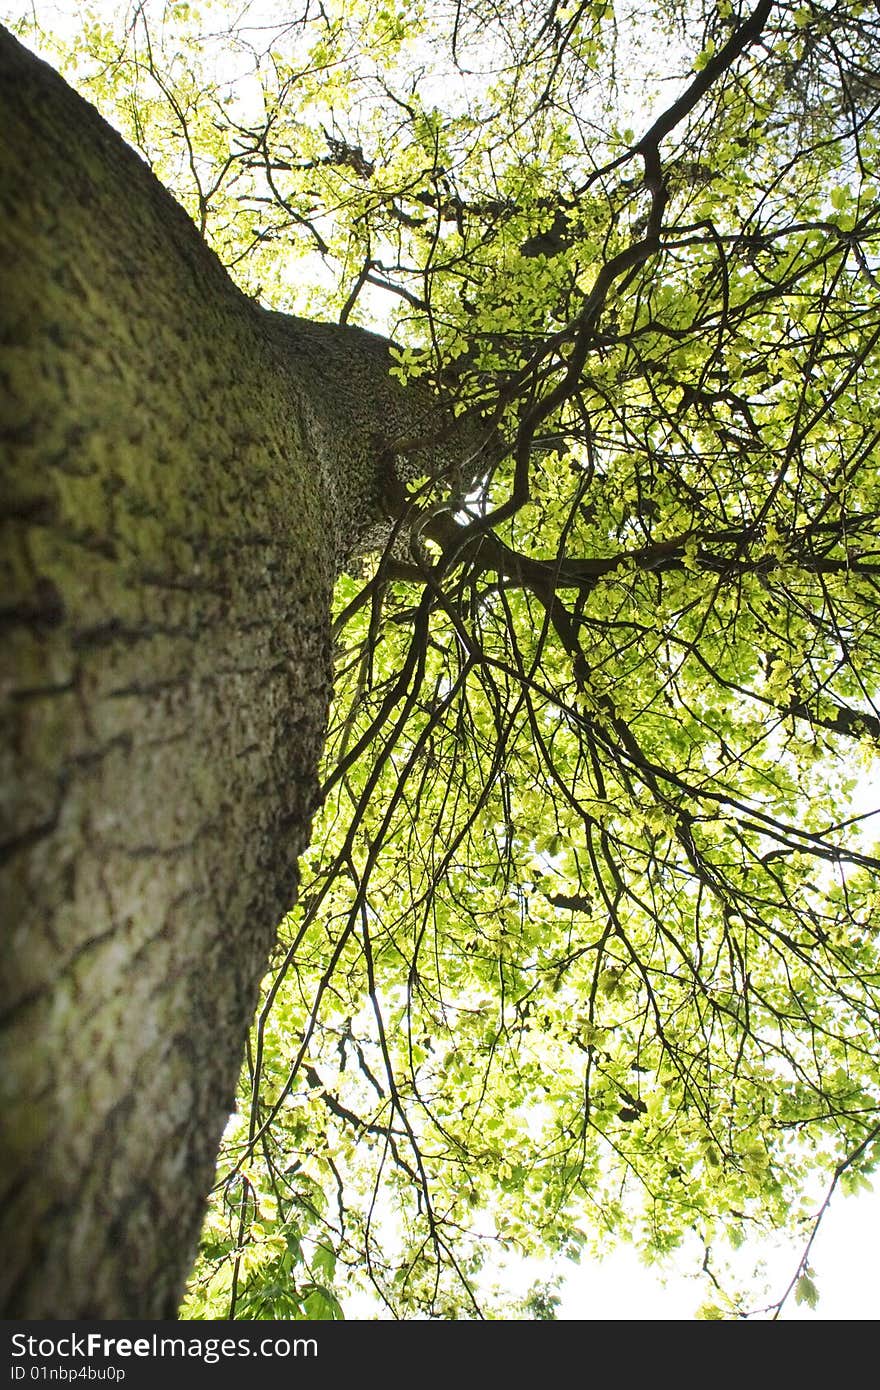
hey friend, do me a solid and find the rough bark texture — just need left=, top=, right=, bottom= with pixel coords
left=0, top=26, right=457, bottom=1317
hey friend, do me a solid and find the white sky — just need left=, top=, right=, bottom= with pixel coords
left=549, top=1187, right=880, bottom=1319
left=340, top=1180, right=880, bottom=1319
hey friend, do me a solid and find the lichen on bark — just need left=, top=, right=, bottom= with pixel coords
left=0, top=24, right=472, bottom=1316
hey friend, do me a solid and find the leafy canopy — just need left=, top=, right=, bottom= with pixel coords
left=10, top=0, right=880, bottom=1319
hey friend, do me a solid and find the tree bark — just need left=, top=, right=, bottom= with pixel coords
left=0, top=26, right=454, bottom=1317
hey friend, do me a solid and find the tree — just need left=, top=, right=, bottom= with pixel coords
left=0, top=18, right=485, bottom=1317
left=1, top=0, right=879, bottom=1320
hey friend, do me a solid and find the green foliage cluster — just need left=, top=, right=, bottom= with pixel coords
left=10, top=0, right=880, bottom=1318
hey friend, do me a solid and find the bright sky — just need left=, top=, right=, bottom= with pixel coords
left=556, top=1186, right=880, bottom=1319
left=341, top=1179, right=880, bottom=1318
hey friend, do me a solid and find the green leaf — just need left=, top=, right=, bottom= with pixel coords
left=795, top=1274, right=820, bottom=1309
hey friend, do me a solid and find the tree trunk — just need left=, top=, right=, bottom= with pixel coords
left=0, top=26, right=446, bottom=1317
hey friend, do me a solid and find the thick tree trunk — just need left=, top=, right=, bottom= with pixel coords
left=0, top=27, right=443, bottom=1317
